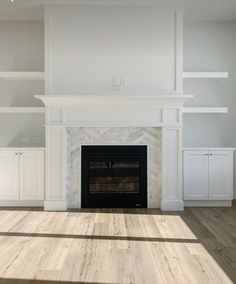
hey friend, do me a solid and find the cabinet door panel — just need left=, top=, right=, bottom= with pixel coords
left=184, top=151, right=209, bottom=200
left=209, top=151, right=233, bottom=200
left=0, top=152, right=19, bottom=200
left=20, top=151, right=44, bottom=200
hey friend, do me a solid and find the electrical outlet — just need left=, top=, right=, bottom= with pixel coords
left=22, top=138, right=31, bottom=143
left=33, top=137, right=41, bottom=143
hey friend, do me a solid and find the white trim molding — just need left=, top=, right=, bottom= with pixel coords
left=0, top=107, right=45, bottom=114
left=0, top=201, right=44, bottom=207
left=44, top=200, right=67, bottom=211
left=183, top=72, right=228, bottom=79
left=0, top=72, right=44, bottom=81
left=161, top=200, right=184, bottom=211
left=36, top=95, right=192, bottom=211
left=44, top=6, right=184, bottom=96
left=183, top=107, right=228, bottom=114
left=184, top=200, right=232, bottom=207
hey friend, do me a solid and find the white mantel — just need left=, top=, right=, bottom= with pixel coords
left=35, top=95, right=191, bottom=107
left=36, top=95, right=192, bottom=126
left=36, top=94, right=192, bottom=211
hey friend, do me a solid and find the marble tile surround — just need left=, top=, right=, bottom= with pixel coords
left=66, top=127, right=162, bottom=208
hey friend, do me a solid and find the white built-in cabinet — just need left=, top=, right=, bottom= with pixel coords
left=183, top=151, right=209, bottom=200
left=0, top=149, right=45, bottom=203
left=183, top=149, right=235, bottom=205
left=0, top=151, right=19, bottom=200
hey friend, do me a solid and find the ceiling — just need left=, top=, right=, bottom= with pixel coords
left=0, top=0, right=236, bottom=21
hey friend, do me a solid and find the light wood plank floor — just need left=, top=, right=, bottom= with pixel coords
left=0, top=203, right=235, bottom=284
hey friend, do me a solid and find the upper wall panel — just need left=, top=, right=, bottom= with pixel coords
left=45, top=6, right=183, bottom=95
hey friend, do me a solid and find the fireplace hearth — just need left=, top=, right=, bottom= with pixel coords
left=81, top=145, right=147, bottom=208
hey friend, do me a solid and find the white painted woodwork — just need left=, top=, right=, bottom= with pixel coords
left=183, top=72, right=228, bottom=79
left=39, top=5, right=187, bottom=211
left=183, top=149, right=235, bottom=204
left=0, top=149, right=45, bottom=204
left=0, top=148, right=46, bottom=151
left=184, top=200, right=232, bottom=207
left=19, top=151, right=44, bottom=200
left=183, top=151, right=209, bottom=200
left=0, top=200, right=44, bottom=207
left=45, top=6, right=183, bottom=95
left=35, top=95, right=193, bottom=127
left=0, top=107, right=45, bottom=114
left=36, top=95, right=191, bottom=211
left=46, top=127, right=67, bottom=201
left=183, top=107, right=228, bottom=114
left=161, top=127, right=184, bottom=210
left=183, top=147, right=236, bottom=151
left=0, top=151, right=19, bottom=200
left=0, top=72, right=44, bottom=81
left=209, top=151, right=233, bottom=200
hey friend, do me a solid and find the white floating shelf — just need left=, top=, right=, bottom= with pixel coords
left=183, top=107, right=228, bottom=114
left=0, top=72, right=44, bottom=81
left=0, top=107, right=45, bottom=114
left=183, top=72, right=228, bottom=79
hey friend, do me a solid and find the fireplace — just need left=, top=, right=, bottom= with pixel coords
left=81, top=145, right=147, bottom=208
left=36, top=95, right=192, bottom=211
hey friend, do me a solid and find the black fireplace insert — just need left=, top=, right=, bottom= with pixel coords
left=81, top=145, right=147, bottom=208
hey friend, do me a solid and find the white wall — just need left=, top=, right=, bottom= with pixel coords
left=0, top=21, right=45, bottom=147
left=183, top=21, right=236, bottom=196
left=0, top=21, right=44, bottom=71
left=45, top=6, right=183, bottom=95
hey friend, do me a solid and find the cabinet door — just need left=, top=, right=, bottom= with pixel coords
left=19, top=151, right=44, bottom=200
left=0, top=151, right=19, bottom=200
left=183, top=151, right=209, bottom=200
left=209, top=151, right=233, bottom=200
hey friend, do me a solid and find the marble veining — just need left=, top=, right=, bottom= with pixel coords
left=67, top=127, right=162, bottom=208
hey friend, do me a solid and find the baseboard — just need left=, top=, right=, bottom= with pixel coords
left=184, top=200, right=232, bottom=207
left=161, top=199, right=184, bottom=211
left=44, top=200, right=67, bottom=211
left=0, top=200, right=44, bottom=207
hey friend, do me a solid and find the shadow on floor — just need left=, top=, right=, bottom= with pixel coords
left=0, top=231, right=199, bottom=243
left=0, top=207, right=181, bottom=216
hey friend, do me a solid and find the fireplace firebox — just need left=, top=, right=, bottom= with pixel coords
left=81, top=145, right=147, bottom=208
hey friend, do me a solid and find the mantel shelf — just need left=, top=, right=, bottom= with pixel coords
left=0, top=107, right=45, bottom=114
left=183, top=72, right=228, bottom=79
left=183, top=107, right=228, bottom=114
left=0, top=72, right=44, bottom=81
left=0, top=106, right=226, bottom=115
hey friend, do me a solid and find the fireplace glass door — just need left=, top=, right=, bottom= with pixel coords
left=81, top=146, right=147, bottom=208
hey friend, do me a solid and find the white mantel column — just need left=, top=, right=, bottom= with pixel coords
left=44, top=126, right=68, bottom=211
left=161, top=126, right=183, bottom=211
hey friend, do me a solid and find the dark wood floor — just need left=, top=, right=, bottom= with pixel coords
left=181, top=201, right=236, bottom=283
left=0, top=202, right=235, bottom=283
